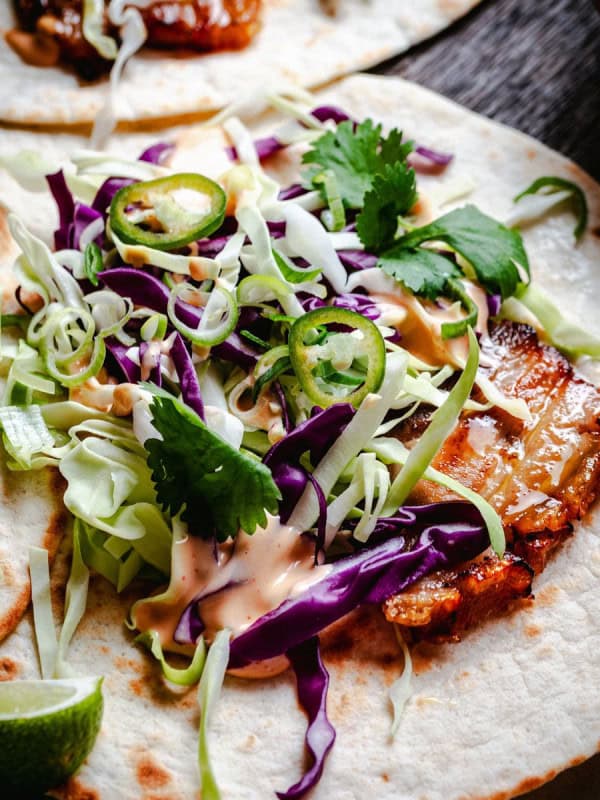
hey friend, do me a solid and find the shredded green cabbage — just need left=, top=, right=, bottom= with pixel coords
left=383, top=328, right=479, bottom=513
left=389, top=629, right=412, bottom=737
left=198, top=629, right=231, bottom=800
left=0, top=405, right=55, bottom=468
left=137, top=630, right=207, bottom=686
left=29, top=546, right=58, bottom=680
left=55, top=525, right=90, bottom=678
left=511, top=283, right=600, bottom=358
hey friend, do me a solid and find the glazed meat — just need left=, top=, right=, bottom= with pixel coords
left=383, top=554, right=534, bottom=643
left=10, top=1, right=261, bottom=79
left=384, top=322, right=600, bottom=640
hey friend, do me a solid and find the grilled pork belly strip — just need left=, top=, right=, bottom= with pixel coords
left=383, top=554, right=534, bottom=644
left=11, top=1, right=261, bottom=79
left=384, top=322, right=600, bottom=641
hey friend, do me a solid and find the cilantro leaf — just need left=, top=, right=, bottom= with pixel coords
left=356, top=163, right=417, bottom=252
left=394, top=205, right=529, bottom=299
left=302, top=120, right=413, bottom=209
left=378, top=247, right=460, bottom=301
left=514, top=175, right=588, bottom=241
left=145, top=394, right=281, bottom=541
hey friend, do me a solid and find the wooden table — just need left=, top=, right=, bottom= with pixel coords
left=373, top=1, right=600, bottom=796
left=377, top=0, right=600, bottom=181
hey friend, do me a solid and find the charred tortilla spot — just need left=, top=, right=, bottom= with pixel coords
left=536, top=583, right=561, bottom=607
left=135, top=755, right=172, bottom=789
left=54, top=776, right=100, bottom=800
left=524, top=623, right=542, bottom=638
left=0, top=656, right=20, bottom=680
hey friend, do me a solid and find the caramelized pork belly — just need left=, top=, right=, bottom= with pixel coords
left=383, top=554, right=534, bottom=643
left=12, top=0, right=262, bottom=79
left=384, top=322, right=600, bottom=640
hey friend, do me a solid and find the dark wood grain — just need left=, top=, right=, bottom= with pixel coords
left=373, top=0, right=600, bottom=181
left=373, top=2, right=600, bottom=797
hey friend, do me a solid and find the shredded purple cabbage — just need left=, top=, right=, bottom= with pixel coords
left=263, top=404, right=354, bottom=522
left=226, top=136, right=284, bottom=163
left=105, top=339, right=140, bottom=383
left=276, top=638, right=335, bottom=800
left=278, top=184, right=308, bottom=201
left=138, top=142, right=175, bottom=165
left=413, top=145, right=453, bottom=167
left=170, top=333, right=205, bottom=420
left=310, top=106, right=352, bottom=125
left=47, top=170, right=103, bottom=251
left=46, top=171, right=74, bottom=250
left=307, top=473, right=327, bottom=558
left=196, top=236, right=231, bottom=258
left=338, top=250, right=378, bottom=272
left=300, top=293, right=380, bottom=320
left=100, top=267, right=258, bottom=369
left=273, top=381, right=291, bottom=433
left=225, top=518, right=488, bottom=667
left=92, top=177, right=135, bottom=216
left=487, top=294, right=502, bottom=317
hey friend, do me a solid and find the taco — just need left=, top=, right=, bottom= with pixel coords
left=0, top=1, right=482, bottom=127
left=0, top=74, right=599, bottom=800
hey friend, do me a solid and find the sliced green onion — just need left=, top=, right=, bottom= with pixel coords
left=137, top=631, right=206, bottom=686
left=198, top=629, right=231, bottom=800
left=3, top=340, right=56, bottom=404
left=383, top=327, right=479, bottom=514
left=140, top=313, right=168, bottom=342
left=253, top=357, right=291, bottom=402
left=237, top=274, right=304, bottom=318
left=167, top=284, right=238, bottom=347
left=440, top=278, right=478, bottom=340
left=240, top=330, right=271, bottom=350
left=313, top=169, right=346, bottom=231
left=272, top=247, right=321, bottom=285
left=83, top=242, right=103, bottom=287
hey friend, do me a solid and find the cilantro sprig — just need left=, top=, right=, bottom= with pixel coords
left=144, top=392, right=281, bottom=541
left=390, top=205, right=530, bottom=299
left=355, top=163, right=417, bottom=252
left=302, top=120, right=413, bottom=209
left=305, top=115, right=532, bottom=323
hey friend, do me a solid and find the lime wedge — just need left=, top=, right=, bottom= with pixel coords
left=0, top=676, right=103, bottom=795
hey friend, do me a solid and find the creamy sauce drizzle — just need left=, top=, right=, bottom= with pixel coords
left=134, top=515, right=330, bottom=673
left=371, top=280, right=489, bottom=367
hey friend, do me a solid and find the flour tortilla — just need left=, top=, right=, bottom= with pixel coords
left=0, top=0, right=482, bottom=127
left=0, top=74, right=599, bottom=799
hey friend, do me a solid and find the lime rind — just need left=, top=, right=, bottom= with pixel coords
left=0, top=676, right=103, bottom=794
